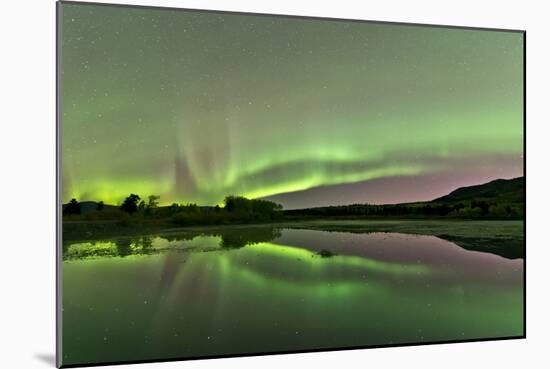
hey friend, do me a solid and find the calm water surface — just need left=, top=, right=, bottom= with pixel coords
left=62, top=225, right=524, bottom=365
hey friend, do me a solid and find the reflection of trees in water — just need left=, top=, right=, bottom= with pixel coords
left=115, top=236, right=155, bottom=257
left=63, top=236, right=156, bottom=259
left=62, top=240, right=118, bottom=260
left=155, top=227, right=282, bottom=249
left=115, top=238, right=133, bottom=257
left=163, top=233, right=196, bottom=243
left=218, top=227, right=282, bottom=249
left=140, top=236, right=153, bottom=254
left=63, top=227, right=283, bottom=259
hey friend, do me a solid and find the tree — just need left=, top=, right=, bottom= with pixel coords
left=63, top=198, right=81, bottom=215
left=223, top=195, right=282, bottom=220
left=120, top=194, right=141, bottom=214
left=147, top=195, right=160, bottom=209
left=479, top=202, right=489, bottom=215
left=223, top=196, right=253, bottom=213
left=96, top=201, right=104, bottom=211
left=224, top=196, right=237, bottom=212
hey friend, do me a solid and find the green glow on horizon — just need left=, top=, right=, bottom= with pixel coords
left=61, top=4, right=524, bottom=207
left=238, top=165, right=429, bottom=201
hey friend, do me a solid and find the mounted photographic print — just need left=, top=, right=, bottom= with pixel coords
left=57, top=1, right=525, bottom=367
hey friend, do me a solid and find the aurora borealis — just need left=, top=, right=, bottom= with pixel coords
left=60, top=3, right=524, bottom=208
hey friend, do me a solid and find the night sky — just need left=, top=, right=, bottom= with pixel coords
left=60, top=3, right=523, bottom=209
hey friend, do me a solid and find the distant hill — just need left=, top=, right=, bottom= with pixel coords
left=62, top=201, right=118, bottom=214
left=431, top=177, right=524, bottom=204
left=283, top=177, right=524, bottom=219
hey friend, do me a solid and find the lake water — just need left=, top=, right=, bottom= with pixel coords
left=61, top=224, right=524, bottom=366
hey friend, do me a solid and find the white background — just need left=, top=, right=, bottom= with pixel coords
left=1, top=0, right=548, bottom=368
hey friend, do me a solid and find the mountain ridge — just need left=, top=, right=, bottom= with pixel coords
left=432, top=177, right=524, bottom=204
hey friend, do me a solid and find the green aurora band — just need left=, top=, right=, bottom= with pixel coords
left=60, top=4, right=523, bottom=207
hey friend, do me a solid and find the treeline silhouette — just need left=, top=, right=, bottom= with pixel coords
left=63, top=179, right=524, bottom=226
left=63, top=194, right=284, bottom=225
left=284, top=200, right=521, bottom=219
left=63, top=226, right=282, bottom=259
left=171, top=196, right=283, bottom=225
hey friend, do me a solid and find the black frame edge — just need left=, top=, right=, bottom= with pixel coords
left=56, top=1, right=63, bottom=367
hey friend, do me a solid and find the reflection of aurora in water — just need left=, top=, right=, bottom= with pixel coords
left=62, top=228, right=523, bottom=296
left=206, top=242, right=431, bottom=296
left=62, top=227, right=523, bottom=366
left=63, top=235, right=431, bottom=294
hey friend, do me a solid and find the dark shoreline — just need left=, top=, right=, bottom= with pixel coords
left=62, top=219, right=524, bottom=259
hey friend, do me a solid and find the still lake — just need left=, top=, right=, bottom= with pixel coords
left=62, top=221, right=524, bottom=366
